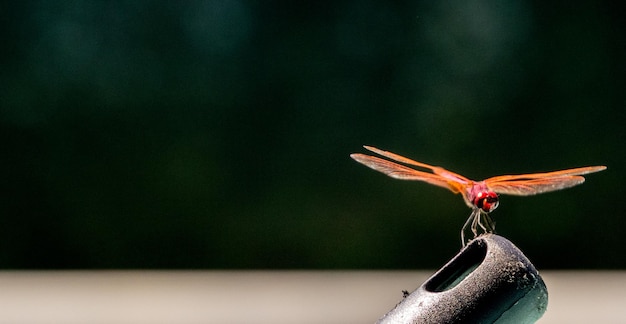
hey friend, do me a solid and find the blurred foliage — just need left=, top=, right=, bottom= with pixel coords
left=0, top=1, right=624, bottom=269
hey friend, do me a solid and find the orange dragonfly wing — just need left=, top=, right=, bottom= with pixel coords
left=362, top=146, right=472, bottom=184
left=485, top=166, right=606, bottom=196
left=350, top=147, right=469, bottom=195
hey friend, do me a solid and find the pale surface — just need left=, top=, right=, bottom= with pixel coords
left=0, top=271, right=623, bottom=323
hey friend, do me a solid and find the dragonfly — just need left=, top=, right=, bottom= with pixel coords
left=351, top=145, right=606, bottom=247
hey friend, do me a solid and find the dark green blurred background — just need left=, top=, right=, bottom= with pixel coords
left=1, top=1, right=623, bottom=269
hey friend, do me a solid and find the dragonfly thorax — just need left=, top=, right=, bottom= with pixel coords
left=473, top=191, right=499, bottom=213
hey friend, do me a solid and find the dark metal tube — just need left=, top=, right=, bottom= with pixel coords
left=377, top=234, right=548, bottom=324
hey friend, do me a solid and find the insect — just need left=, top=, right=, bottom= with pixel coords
left=351, top=146, right=606, bottom=247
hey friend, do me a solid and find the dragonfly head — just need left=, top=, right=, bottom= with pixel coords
left=474, top=191, right=499, bottom=213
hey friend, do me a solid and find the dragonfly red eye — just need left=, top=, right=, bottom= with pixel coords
left=474, top=191, right=499, bottom=213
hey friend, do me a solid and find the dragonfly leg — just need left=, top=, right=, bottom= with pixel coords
left=477, top=213, right=489, bottom=233
left=480, top=213, right=496, bottom=234
left=461, top=209, right=478, bottom=247
left=471, top=211, right=480, bottom=237
left=464, top=212, right=497, bottom=247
